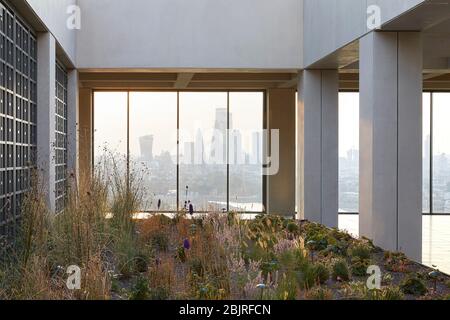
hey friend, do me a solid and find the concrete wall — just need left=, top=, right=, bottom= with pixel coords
left=25, top=0, right=77, bottom=64
left=303, top=0, right=426, bottom=67
left=76, top=0, right=302, bottom=70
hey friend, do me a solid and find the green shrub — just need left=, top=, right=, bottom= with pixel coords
left=350, top=257, right=370, bottom=277
left=151, top=232, right=169, bottom=252
left=134, top=253, right=150, bottom=273
left=130, top=275, right=150, bottom=300
left=276, top=273, right=298, bottom=300
left=400, top=275, right=427, bottom=296
left=348, top=244, right=371, bottom=260
left=313, top=263, right=330, bottom=284
left=332, top=259, right=350, bottom=281
left=297, top=262, right=329, bottom=289
left=298, top=263, right=316, bottom=289
left=176, top=246, right=187, bottom=263
left=286, top=222, right=299, bottom=234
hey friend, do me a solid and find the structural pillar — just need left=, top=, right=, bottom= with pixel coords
left=78, top=88, right=93, bottom=181
left=359, top=32, right=422, bottom=261
left=67, top=70, right=79, bottom=180
left=37, top=32, right=56, bottom=212
left=297, top=70, right=339, bottom=227
left=266, top=89, right=296, bottom=216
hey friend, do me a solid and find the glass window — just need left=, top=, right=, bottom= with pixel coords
left=229, top=92, right=264, bottom=212
left=423, top=93, right=431, bottom=214
left=93, top=92, right=128, bottom=170
left=432, top=93, right=450, bottom=213
left=338, top=92, right=359, bottom=213
left=179, top=92, right=228, bottom=212
left=129, top=92, right=178, bottom=211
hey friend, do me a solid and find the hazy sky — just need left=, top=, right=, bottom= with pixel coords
left=339, top=92, right=359, bottom=158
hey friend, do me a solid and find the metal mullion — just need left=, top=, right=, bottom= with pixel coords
left=227, top=91, right=230, bottom=212
left=430, top=92, right=434, bottom=215
left=126, top=91, right=130, bottom=192
left=176, top=91, right=180, bottom=212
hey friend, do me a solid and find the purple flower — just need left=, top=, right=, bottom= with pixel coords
left=183, top=238, right=191, bottom=250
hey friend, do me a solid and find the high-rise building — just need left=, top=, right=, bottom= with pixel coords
left=251, top=131, right=262, bottom=165
left=139, top=135, right=154, bottom=161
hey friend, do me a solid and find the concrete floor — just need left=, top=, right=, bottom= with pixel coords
left=339, top=214, right=450, bottom=274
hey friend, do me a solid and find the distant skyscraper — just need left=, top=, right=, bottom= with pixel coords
left=211, top=108, right=231, bottom=163
left=229, top=129, right=243, bottom=165
left=195, top=129, right=204, bottom=164
left=251, top=131, right=262, bottom=164
left=183, top=141, right=194, bottom=164
left=139, top=135, right=154, bottom=161
left=347, top=148, right=359, bottom=163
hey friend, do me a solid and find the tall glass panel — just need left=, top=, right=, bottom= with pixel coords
left=179, top=92, right=228, bottom=212
left=229, top=92, right=263, bottom=212
left=93, top=92, right=128, bottom=173
left=432, top=93, right=450, bottom=213
left=129, top=92, right=177, bottom=211
left=423, top=93, right=431, bottom=213
left=338, top=92, right=359, bottom=213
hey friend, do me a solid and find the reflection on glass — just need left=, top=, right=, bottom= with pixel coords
left=179, top=92, right=228, bottom=212
left=423, top=93, right=431, bottom=213
left=229, top=92, right=263, bottom=212
left=432, top=93, right=450, bottom=213
left=338, top=92, right=359, bottom=213
left=129, top=92, right=177, bottom=211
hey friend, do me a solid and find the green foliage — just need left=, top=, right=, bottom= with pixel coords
left=332, top=259, right=351, bottom=281
left=286, top=221, right=299, bottom=234
left=350, top=257, right=370, bottom=277
left=297, top=262, right=329, bottom=289
left=151, top=232, right=169, bottom=252
left=400, top=275, right=427, bottom=296
left=276, top=273, right=298, bottom=300
left=313, top=263, right=330, bottom=284
left=348, top=243, right=371, bottom=260
left=176, top=246, right=187, bottom=263
left=130, top=275, right=150, bottom=300
left=134, top=253, right=150, bottom=273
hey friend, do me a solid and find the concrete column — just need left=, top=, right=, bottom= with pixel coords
left=67, top=70, right=79, bottom=180
left=79, top=88, right=93, bottom=181
left=266, top=89, right=296, bottom=216
left=359, top=32, right=422, bottom=262
left=37, top=32, right=56, bottom=213
left=297, top=70, right=339, bottom=228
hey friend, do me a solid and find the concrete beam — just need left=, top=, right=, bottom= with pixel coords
left=174, top=73, right=194, bottom=89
